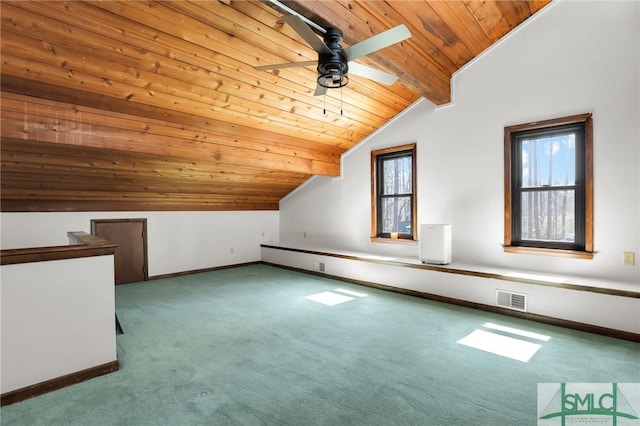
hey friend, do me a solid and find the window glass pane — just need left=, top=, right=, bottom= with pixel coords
left=382, top=155, right=412, bottom=195
left=521, top=133, right=576, bottom=188
left=521, top=190, right=575, bottom=242
left=381, top=196, right=412, bottom=234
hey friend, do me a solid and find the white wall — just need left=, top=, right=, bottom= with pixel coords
left=1, top=255, right=116, bottom=393
left=0, top=211, right=279, bottom=277
left=279, top=0, right=640, bottom=285
left=262, top=246, right=640, bottom=334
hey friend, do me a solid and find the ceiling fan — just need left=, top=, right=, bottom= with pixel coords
left=255, top=15, right=411, bottom=96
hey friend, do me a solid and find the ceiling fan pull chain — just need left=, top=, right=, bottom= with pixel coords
left=323, top=93, right=326, bottom=115
left=340, top=85, right=343, bottom=116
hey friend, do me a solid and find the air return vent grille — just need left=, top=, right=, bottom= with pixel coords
left=496, top=290, right=528, bottom=312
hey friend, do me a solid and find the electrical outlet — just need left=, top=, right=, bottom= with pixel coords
left=230, top=247, right=235, bottom=255
left=623, top=252, right=635, bottom=266
left=304, top=231, right=308, bottom=238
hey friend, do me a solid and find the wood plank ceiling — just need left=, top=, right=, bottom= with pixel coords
left=1, top=0, right=551, bottom=211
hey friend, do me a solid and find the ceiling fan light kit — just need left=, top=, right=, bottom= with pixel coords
left=316, top=28, right=349, bottom=89
left=255, top=14, right=411, bottom=102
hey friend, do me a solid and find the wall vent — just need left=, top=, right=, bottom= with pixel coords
left=313, top=261, right=325, bottom=273
left=496, top=290, right=527, bottom=312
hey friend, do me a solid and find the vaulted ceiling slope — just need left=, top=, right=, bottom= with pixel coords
left=0, top=0, right=550, bottom=211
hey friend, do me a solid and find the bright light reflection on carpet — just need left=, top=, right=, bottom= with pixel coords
left=305, top=291, right=355, bottom=306
left=457, top=329, right=542, bottom=362
left=483, top=322, right=550, bottom=341
left=334, top=288, right=368, bottom=298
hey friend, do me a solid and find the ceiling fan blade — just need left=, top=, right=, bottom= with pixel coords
left=348, top=62, right=399, bottom=85
left=283, top=15, right=331, bottom=55
left=314, top=83, right=328, bottom=97
left=254, top=60, right=316, bottom=71
left=344, top=24, right=411, bottom=62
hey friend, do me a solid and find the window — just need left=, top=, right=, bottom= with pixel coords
left=371, top=144, right=417, bottom=242
left=504, top=114, right=593, bottom=258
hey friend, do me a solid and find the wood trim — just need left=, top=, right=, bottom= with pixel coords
left=0, top=360, right=119, bottom=407
left=260, top=244, right=639, bottom=299
left=411, top=144, right=418, bottom=241
left=370, top=148, right=378, bottom=239
left=263, top=261, right=640, bottom=343
left=503, top=245, right=594, bottom=259
left=370, top=237, right=418, bottom=245
left=371, top=143, right=417, bottom=157
left=584, top=115, right=594, bottom=252
left=148, top=261, right=262, bottom=280
left=67, top=231, right=111, bottom=246
left=503, top=126, right=513, bottom=246
left=504, top=113, right=593, bottom=133
left=503, top=113, right=593, bottom=256
left=1, top=240, right=117, bottom=265
left=370, top=143, right=418, bottom=241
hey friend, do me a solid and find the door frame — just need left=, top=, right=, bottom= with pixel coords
left=91, top=218, right=149, bottom=282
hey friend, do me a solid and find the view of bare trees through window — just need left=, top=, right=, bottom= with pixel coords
left=381, top=155, right=412, bottom=234
left=520, top=134, right=576, bottom=242
left=505, top=113, right=590, bottom=254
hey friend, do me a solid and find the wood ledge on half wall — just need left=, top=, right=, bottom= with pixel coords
left=260, top=244, right=640, bottom=299
left=260, top=244, right=640, bottom=343
left=1, top=232, right=117, bottom=266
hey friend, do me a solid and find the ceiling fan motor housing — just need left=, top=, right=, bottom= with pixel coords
left=317, top=28, right=349, bottom=88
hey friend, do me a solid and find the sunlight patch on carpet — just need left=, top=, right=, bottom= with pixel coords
left=483, top=322, right=550, bottom=341
left=334, top=288, right=368, bottom=298
left=457, top=329, right=542, bottom=362
left=305, top=291, right=355, bottom=306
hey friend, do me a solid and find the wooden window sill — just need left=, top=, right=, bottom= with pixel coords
left=371, top=237, right=417, bottom=245
left=503, top=245, right=594, bottom=259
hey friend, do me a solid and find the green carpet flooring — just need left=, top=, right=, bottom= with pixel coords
left=1, top=264, right=638, bottom=425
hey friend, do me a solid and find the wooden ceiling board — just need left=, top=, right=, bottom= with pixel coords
left=4, top=1, right=367, bottom=141
left=280, top=0, right=453, bottom=103
left=1, top=138, right=301, bottom=211
left=1, top=95, right=340, bottom=176
left=2, top=139, right=307, bottom=187
left=0, top=0, right=551, bottom=212
left=1, top=93, right=343, bottom=163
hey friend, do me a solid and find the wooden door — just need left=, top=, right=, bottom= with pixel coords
left=92, top=219, right=148, bottom=285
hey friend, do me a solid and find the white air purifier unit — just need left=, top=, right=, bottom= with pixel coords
left=419, top=224, right=452, bottom=265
